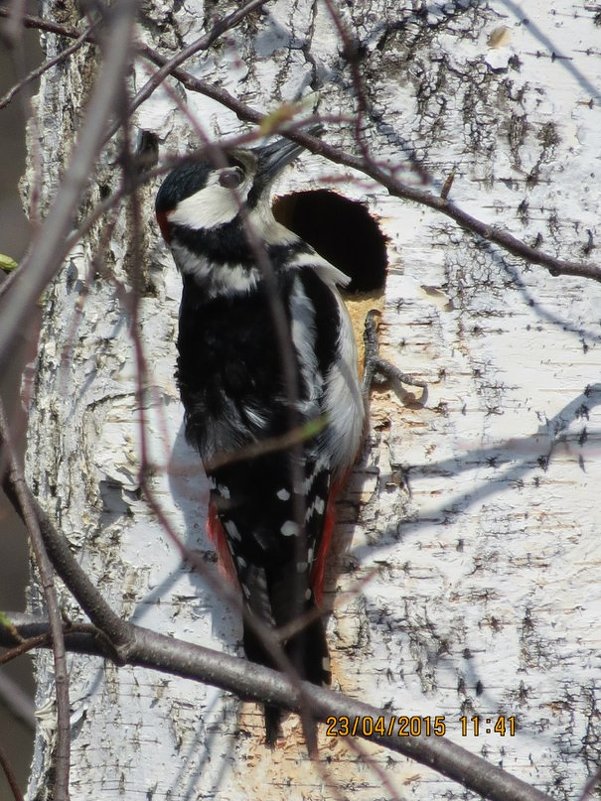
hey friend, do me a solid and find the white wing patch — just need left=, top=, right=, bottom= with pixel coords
left=323, top=291, right=364, bottom=475
left=247, top=204, right=300, bottom=246
left=289, top=255, right=364, bottom=476
left=289, top=277, right=321, bottom=405
left=289, top=251, right=351, bottom=289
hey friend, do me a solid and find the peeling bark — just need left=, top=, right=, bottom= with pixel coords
left=24, top=0, right=601, bottom=798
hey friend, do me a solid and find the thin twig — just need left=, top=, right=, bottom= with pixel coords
left=0, top=7, right=86, bottom=37
left=2, top=9, right=598, bottom=287
left=104, top=47, right=601, bottom=286
left=0, top=24, right=94, bottom=110
left=119, top=0, right=272, bottom=139
left=321, top=0, right=370, bottom=161
left=0, top=401, right=70, bottom=800
left=0, top=631, right=50, bottom=664
left=0, top=740, right=24, bottom=801
left=2, top=480, right=134, bottom=656
left=0, top=0, right=139, bottom=371
left=205, top=418, right=327, bottom=471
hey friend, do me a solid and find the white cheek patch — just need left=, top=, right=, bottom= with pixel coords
left=169, top=183, right=247, bottom=230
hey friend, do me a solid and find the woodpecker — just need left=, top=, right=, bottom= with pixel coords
left=155, top=130, right=364, bottom=746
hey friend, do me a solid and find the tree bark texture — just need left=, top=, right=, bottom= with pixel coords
left=25, top=0, right=601, bottom=798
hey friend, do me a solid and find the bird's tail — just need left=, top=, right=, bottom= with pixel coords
left=243, top=604, right=331, bottom=747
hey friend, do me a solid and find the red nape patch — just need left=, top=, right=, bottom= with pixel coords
left=310, top=477, right=346, bottom=605
left=207, top=501, right=238, bottom=584
left=156, top=209, right=172, bottom=243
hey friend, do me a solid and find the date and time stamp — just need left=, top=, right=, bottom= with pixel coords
left=325, top=715, right=517, bottom=739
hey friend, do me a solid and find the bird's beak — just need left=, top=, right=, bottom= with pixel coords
left=253, top=124, right=323, bottom=186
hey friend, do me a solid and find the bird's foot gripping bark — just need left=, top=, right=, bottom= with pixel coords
left=362, top=309, right=428, bottom=405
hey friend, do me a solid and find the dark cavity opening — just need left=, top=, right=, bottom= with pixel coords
left=273, top=190, right=387, bottom=293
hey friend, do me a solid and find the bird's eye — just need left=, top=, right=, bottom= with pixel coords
left=219, top=167, right=244, bottom=188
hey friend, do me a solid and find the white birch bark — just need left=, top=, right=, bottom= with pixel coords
left=25, top=0, right=601, bottom=798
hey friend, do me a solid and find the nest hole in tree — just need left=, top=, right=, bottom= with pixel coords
left=272, top=190, right=387, bottom=293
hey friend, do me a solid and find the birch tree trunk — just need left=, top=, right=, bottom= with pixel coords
left=22, top=0, right=601, bottom=798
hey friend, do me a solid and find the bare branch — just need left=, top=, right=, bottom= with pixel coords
left=0, top=613, right=555, bottom=801
left=0, top=460, right=136, bottom=656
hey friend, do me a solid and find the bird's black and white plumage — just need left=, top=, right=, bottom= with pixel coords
left=156, top=131, right=364, bottom=746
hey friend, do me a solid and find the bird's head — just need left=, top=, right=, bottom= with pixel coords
left=155, top=132, right=316, bottom=247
